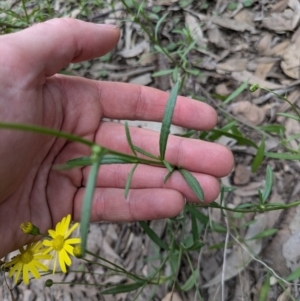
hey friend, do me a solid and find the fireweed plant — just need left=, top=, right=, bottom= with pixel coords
left=2, top=81, right=300, bottom=296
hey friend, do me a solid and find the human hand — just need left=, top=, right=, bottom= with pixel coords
left=0, top=18, right=233, bottom=258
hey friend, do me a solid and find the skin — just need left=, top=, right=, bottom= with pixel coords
left=0, top=18, right=234, bottom=258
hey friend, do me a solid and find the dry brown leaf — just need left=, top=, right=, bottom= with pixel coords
left=207, top=27, right=228, bottom=49
left=161, top=292, right=182, bottom=301
left=234, top=9, right=255, bottom=26
left=231, top=100, right=266, bottom=125
left=270, top=40, right=290, bottom=56
left=231, top=70, right=283, bottom=89
left=263, top=0, right=300, bottom=32
left=281, top=38, right=300, bottom=79
left=129, top=73, right=152, bottom=85
left=233, top=164, right=251, bottom=185
left=202, top=214, right=266, bottom=288
left=271, top=0, right=289, bottom=13
left=215, top=83, right=231, bottom=95
left=256, top=34, right=273, bottom=55
left=211, top=16, right=256, bottom=33
left=217, top=59, right=247, bottom=72
left=252, top=61, right=275, bottom=96
left=285, top=117, right=300, bottom=149
left=185, top=13, right=206, bottom=46
left=119, top=40, right=149, bottom=58
left=277, top=287, right=291, bottom=301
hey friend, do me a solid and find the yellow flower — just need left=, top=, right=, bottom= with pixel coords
left=4, top=241, right=51, bottom=284
left=43, top=214, right=80, bottom=273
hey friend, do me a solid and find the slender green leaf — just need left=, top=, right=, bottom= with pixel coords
left=80, top=160, right=101, bottom=255
left=133, top=145, right=159, bottom=160
left=276, top=112, right=300, bottom=121
left=124, top=121, right=137, bottom=156
left=159, top=81, right=180, bottom=160
left=191, top=213, right=198, bottom=244
left=261, top=165, right=273, bottom=203
left=251, top=138, right=265, bottom=172
left=186, top=205, right=227, bottom=233
left=210, top=129, right=258, bottom=148
left=152, top=69, right=174, bottom=77
left=164, top=169, right=175, bottom=184
left=286, top=266, right=300, bottom=281
left=223, top=81, right=248, bottom=104
left=124, top=164, right=138, bottom=198
left=179, top=169, right=204, bottom=202
left=155, top=13, right=168, bottom=41
left=139, top=221, right=169, bottom=250
left=258, top=124, right=285, bottom=133
left=180, top=270, right=198, bottom=292
left=247, top=228, right=278, bottom=240
left=101, top=281, right=145, bottom=294
left=265, top=152, right=300, bottom=160
left=162, top=160, right=173, bottom=172
left=258, top=273, right=270, bottom=301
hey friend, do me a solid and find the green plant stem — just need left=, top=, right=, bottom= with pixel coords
left=21, top=0, right=29, bottom=24
left=0, top=122, right=94, bottom=147
left=201, top=199, right=300, bottom=213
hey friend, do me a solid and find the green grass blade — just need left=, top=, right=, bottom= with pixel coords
left=179, top=169, right=204, bottom=202
left=265, top=152, right=300, bottom=160
left=261, top=165, right=273, bottom=203
left=125, top=121, right=137, bottom=156
left=251, top=138, right=265, bottom=172
left=80, top=160, right=101, bottom=255
left=124, top=163, right=138, bottom=198
left=159, top=81, right=180, bottom=160
left=223, top=80, right=248, bottom=105
left=139, top=221, right=169, bottom=250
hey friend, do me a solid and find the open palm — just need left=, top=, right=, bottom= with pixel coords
left=0, top=19, right=233, bottom=258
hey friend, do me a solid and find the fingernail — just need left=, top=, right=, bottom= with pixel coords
left=97, top=23, right=118, bottom=29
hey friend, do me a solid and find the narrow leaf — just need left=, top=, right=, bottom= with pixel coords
left=152, top=69, right=174, bottom=77
left=180, top=270, right=198, bottom=292
left=139, top=221, right=169, bottom=250
left=179, top=169, right=204, bottom=202
left=164, top=170, right=175, bottom=184
left=101, top=281, right=145, bottom=294
left=261, top=165, right=273, bottom=203
left=211, top=129, right=258, bottom=148
left=286, top=267, right=300, bottom=281
left=247, top=228, right=278, bottom=240
left=251, top=138, right=265, bottom=172
left=124, top=164, right=138, bottom=198
left=223, top=81, right=248, bottom=105
left=80, top=161, right=101, bottom=255
left=125, top=121, right=137, bottom=156
left=265, top=152, right=300, bottom=160
left=133, top=145, right=159, bottom=160
left=159, top=81, right=180, bottom=160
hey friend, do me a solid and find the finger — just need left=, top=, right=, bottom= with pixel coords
left=1, top=18, right=120, bottom=83
left=55, top=76, right=218, bottom=131
left=82, top=164, right=220, bottom=203
left=97, top=81, right=218, bottom=130
left=73, top=188, right=185, bottom=222
left=96, top=122, right=234, bottom=177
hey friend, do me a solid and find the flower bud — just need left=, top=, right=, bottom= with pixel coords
left=250, top=84, right=259, bottom=92
left=45, top=279, right=53, bottom=287
left=73, top=245, right=83, bottom=258
left=20, top=222, right=40, bottom=235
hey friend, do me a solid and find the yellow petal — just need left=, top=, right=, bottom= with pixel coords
left=28, top=262, right=40, bottom=279
left=23, top=263, right=30, bottom=284
left=65, top=222, right=78, bottom=238
left=59, top=251, right=67, bottom=273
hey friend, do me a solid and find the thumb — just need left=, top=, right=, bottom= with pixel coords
left=0, top=18, right=120, bottom=83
